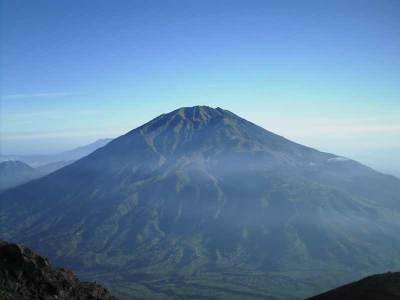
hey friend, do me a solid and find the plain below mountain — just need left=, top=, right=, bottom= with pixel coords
left=1, top=106, right=399, bottom=299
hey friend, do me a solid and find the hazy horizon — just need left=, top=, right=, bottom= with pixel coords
left=1, top=105, right=399, bottom=178
left=2, top=2, right=400, bottom=299
left=1, top=1, right=399, bottom=174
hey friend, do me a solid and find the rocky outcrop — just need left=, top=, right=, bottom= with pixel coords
left=0, top=240, right=117, bottom=299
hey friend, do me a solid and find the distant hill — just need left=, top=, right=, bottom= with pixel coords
left=0, top=161, right=39, bottom=191
left=0, top=139, right=112, bottom=192
left=52, top=138, right=114, bottom=163
left=306, top=272, right=400, bottom=300
left=0, top=138, right=113, bottom=167
left=1, top=106, right=400, bottom=299
left=0, top=240, right=117, bottom=300
left=35, top=160, right=73, bottom=175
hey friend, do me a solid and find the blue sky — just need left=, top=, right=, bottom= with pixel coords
left=1, top=1, right=399, bottom=174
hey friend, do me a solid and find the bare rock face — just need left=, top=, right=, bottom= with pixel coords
left=0, top=240, right=117, bottom=300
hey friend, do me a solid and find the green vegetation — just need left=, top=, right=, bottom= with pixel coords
left=1, top=106, right=400, bottom=299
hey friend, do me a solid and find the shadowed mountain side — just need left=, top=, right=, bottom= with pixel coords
left=1, top=106, right=400, bottom=299
left=306, top=272, right=400, bottom=300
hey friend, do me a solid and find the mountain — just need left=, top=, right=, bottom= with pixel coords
left=52, top=138, right=114, bottom=163
left=0, top=138, right=113, bottom=167
left=0, top=161, right=39, bottom=191
left=306, top=272, right=400, bottom=300
left=35, top=160, right=73, bottom=175
left=0, top=240, right=117, bottom=300
left=1, top=106, right=400, bottom=299
left=0, top=160, right=75, bottom=193
left=0, top=139, right=112, bottom=191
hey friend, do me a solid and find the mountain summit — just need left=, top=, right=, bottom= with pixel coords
left=1, top=106, right=400, bottom=299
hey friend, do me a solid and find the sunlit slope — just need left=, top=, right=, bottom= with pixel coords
left=1, top=106, right=400, bottom=299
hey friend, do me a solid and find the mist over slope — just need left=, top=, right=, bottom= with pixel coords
left=1, top=106, right=399, bottom=299
left=0, top=139, right=113, bottom=192
left=0, top=138, right=113, bottom=167
left=0, top=161, right=39, bottom=191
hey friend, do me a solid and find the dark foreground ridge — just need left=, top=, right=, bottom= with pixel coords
left=306, top=272, right=400, bottom=300
left=0, top=240, right=117, bottom=300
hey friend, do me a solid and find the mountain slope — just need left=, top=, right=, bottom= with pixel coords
left=306, top=272, right=400, bottom=300
left=0, top=138, right=112, bottom=167
left=0, top=139, right=112, bottom=191
left=53, top=138, right=113, bottom=162
left=0, top=240, right=117, bottom=300
left=0, top=160, right=76, bottom=192
left=1, top=106, right=400, bottom=299
left=0, top=161, right=39, bottom=191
